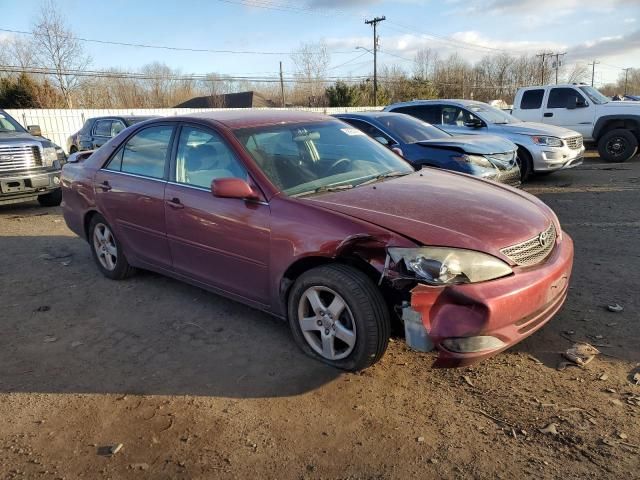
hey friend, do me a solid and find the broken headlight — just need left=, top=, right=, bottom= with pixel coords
left=388, top=247, right=512, bottom=286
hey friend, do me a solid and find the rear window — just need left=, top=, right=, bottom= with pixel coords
left=520, top=89, right=544, bottom=109
left=390, top=105, right=440, bottom=124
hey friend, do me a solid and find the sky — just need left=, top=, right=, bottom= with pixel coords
left=0, top=0, right=639, bottom=86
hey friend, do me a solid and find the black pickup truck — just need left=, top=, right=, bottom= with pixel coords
left=0, top=109, right=66, bottom=206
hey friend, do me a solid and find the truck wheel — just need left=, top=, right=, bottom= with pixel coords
left=37, top=188, right=62, bottom=207
left=88, top=214, right=136, bottom=280
left=287, top=264, right=390, bottom=371
left=516, top=147, right=533, bottom=181
left=598, top=129, right=638, bottom=162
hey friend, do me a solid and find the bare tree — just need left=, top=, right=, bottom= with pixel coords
left=291, top=41, right=330, bottom=106
left=31, top=0, right=91, bottom=107
left=413, top=48, right=438, bottom=81
left=565, top=63, right=589, bottom=84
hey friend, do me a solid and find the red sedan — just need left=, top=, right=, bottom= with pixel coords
left=61, top=111, right=573, bottom=371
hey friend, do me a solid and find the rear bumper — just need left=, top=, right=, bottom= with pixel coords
left=409, top=233, right=574, bottom=367
left=0, top=170, right=61, bottom=205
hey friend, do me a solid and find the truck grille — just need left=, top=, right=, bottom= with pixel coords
left=0, top=145, right=42, bottom=173
left=500, top=223, right=557, bottom=267
left=564, top=135, right=583, bottom=150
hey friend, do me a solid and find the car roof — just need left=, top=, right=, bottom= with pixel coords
left=171, top=110, right=332, bottom=129
left=334, top=111, right=400, bottom=120
left=386, top=99, right=486, bottom=109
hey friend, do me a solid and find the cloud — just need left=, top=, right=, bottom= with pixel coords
left=306, top=0, right=380, bottom=7
left=569, top=29, right=640, bottom=61
left=624, top=18, right=637, bottom=23
left=449, top=0, right=634, bottom=16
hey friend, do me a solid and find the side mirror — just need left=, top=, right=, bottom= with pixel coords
left=389, top=144, right=404, bottom=157
left=211, top=178, right=260, bottom=201
left=463, top=118, right=483, bottom=129
left=567, top=97, right=588, bottom=109
left=27, top=125, right=42, bottom=136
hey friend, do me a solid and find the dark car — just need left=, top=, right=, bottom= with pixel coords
left=0, top=109, right=66, bottom=206
left=67, top=116, right=158, bottom=153
left=334, top=112, right=521, bottom=186
left=61, top=111, right=573, bottom=371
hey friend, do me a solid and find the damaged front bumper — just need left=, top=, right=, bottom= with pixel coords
left=402, top=234, right=574, bottom=367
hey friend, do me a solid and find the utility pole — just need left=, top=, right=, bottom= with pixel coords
left=552, top=52, right=566, bottom=84
left=365, top=16, right=385, bottom=106
left=588, top=60, right=600, bottom=87
left=536, top=52, right=550, bottom=84
left=623, top=67, right=631, bottom=95
left=279, top=61, right=285, bottom=107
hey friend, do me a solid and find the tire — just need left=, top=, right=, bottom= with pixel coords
left=287, top=264, right=390, bottom=371
left=88, top=214, right=136, bottom=280
left=69, top=146, right=78, bottom=154
left=597, top=129, right=638, bottom=162
left=516, top=147, right=533, bottom=181
left=37, top=188, right=62, bottom=207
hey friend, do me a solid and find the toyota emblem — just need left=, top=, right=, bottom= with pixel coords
left=538, top=231, right=549, bottom=247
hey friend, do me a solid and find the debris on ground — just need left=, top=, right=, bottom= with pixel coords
left=538, top=423, right=559, bottom=435
left=417, top=436, right=425, bottom=443
left=462, top=375, right=474, bottom=387
left=632, top=373, right=640, bottom=385
left=598, top=373, right=609, bottom=381
left=607, top=303, right=623, bottom=313
left=560, top=343, right=600, bottom=368
left=43, top=336, right=58, bottom=343
left=110, top=443, right=123, bottom=455
left=130, top=463, right=149, bottom=470
left=34, top=305, right=50, bottom=313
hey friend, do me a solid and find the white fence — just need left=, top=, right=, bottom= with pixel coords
left=5, top=107, right=382, bottom=153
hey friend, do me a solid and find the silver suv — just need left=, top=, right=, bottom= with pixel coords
left=384, top=99, right=585, bottom=180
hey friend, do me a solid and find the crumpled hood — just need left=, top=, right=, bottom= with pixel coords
left=416, top=134, right=515, bottom=155
left=303, top=170, right=554, bottom=261
left=498, top=121, right=580, bottom=138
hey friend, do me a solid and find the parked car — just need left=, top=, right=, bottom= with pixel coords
left=384, top=100, right=585, bottom=180
left=61, top=111, right=574, bottom=371
left=333, top=112, right=520, bottom=186
left=0, top=109, right=66, bottom=206
left=513, top=84, right=639, bottom=162
left=67, top=115, right=157, bottom=153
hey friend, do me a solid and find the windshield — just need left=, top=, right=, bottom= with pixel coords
left=375, top=114, right=450, bottom=143
left=0, top=111, right=26, bottom=133
left=234, top=120, right=415, bottom=196
left=467, top=104, right=520, bottom=124
left=579, top=86, right=610, bottom=105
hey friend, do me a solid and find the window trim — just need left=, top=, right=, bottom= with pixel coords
left=92, top=118, right=116, bottom=138
left=100, top=122, right=177, bottom=181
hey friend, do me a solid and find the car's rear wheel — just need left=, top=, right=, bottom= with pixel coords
left=287, top=264, right=390, bottom=371
left=516, top=147, right=533, bottom=181
left=37, top=188, right=62, bottom=207
left=598, top=129, right=638, bottom=162
left=69, top=146, right=78, bottom=154
left=89, top=214, right=135, bottom=280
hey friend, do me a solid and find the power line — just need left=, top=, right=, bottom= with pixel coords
left=0, top=27, right=353, bottom=56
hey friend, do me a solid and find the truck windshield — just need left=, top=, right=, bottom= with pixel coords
left=467, top=104, right=521, bottom=125
left=579, top=86, right=610, bottom=105
left=0, top=112, right=26, bottom=133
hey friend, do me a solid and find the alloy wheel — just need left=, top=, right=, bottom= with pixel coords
left=297, top=286, right=356, bottom=361
left=606, top=137, right=627, bottom=158
left=93, top=223, right=118, bottom=271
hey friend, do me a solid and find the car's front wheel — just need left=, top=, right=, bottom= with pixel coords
left=287, top=264, right=390, bottom=371
left=516, top=147, right=533, bottom=181
left=88, top=214, right=135, bottom=280
left=37, top=188, right=62, bottom=207
left=598, top=129, right=638, bottom=162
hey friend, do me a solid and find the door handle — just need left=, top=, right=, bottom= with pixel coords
left=543, top=112, right=553, bottom=118
left=166, top=197, right=184, bottom=209
left=96, top=180, right=112, bottom=191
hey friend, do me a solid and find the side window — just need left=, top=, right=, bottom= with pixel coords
left=441, top=106, right=465, bottom=126
left=111, top=121, right=126, bottom=137
left=113, top=126, right=173, bottom=179
left=94, top=120, right=112, bottom=137
left=520, top=89, right=544, bottom=109
left=175, top=126, right=246, bottom=188
left=547, top=88, right=585, bottom=109
left=343, top=119, right=393, bottom=145
left=392, top=106, right=440, bottom=124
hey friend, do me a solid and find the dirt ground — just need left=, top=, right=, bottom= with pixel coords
left=1, top=152, right=639, bottom=479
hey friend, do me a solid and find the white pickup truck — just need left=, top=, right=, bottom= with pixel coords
left=512, top=84, right=640, bottom=162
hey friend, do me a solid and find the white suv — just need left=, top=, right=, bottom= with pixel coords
left=513, top=84, right=640, bottom=162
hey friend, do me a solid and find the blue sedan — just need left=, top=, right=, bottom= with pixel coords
left=334, top=112, right=521, bottom=186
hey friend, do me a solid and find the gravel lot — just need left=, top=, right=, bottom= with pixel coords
left=1, top=153, right=639, bottom=479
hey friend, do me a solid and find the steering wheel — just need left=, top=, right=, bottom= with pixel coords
left=328, top=158, right=351, bottom=175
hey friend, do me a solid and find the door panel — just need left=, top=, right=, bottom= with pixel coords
left=542, top=87, right=595, bottom=137
left=94, top=170, right=171, bottom=268
left=164, top=184, right=271, bottom=303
